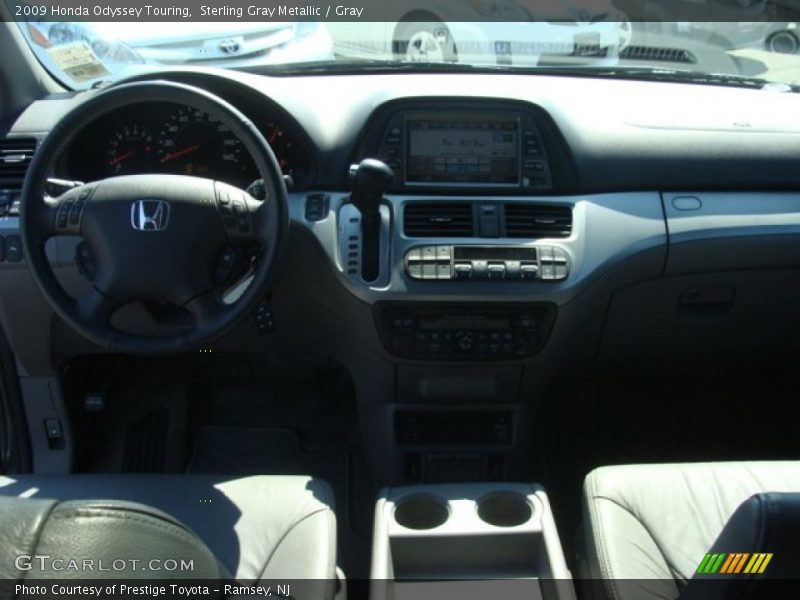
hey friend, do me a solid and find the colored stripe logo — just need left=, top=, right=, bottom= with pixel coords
left=697, top=553, right=773, bottom=575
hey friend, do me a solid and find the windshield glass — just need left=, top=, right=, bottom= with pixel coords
left=8, top=2, right=800, bottom=90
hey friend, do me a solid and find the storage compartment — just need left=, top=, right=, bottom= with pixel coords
left=596, top=270, right=800, bottom=374
left=371, top=483, right=575, bottom=599
left=391, top=532, right=542, bottom=579
left=396, top=365, right=523, bottom=404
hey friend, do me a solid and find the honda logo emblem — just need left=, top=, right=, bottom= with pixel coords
left=131, top=200, right=170, bottom=232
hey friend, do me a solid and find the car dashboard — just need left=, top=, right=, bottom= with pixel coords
left=3, top=67, right=800, bottom=481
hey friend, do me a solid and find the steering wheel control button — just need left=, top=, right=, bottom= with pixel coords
left=215, top=182, right=254, bottom=238
left=214, top=246, right=241, bottom=284
left=75, top=241, right=97, bottom=281
left=54, top=187, right=92, bottom=233
left=57, top=203, right=71, bottom=228
left=68, top=192, right=87, bottom=224
left=220, top=205, right=235, bottom=226
left=254, top=303, right=276, bottom=334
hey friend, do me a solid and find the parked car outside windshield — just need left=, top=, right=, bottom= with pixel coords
left=12, top=15, right=800, bottom=90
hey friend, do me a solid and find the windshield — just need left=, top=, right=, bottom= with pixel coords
left=8, top=2, right=800, bottom=90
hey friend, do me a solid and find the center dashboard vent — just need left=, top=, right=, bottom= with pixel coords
left=504, top=203, right=572, bottom=239
left=0, top=138, right=36, bottom=181
left=404, top=202, right=474, bottom=237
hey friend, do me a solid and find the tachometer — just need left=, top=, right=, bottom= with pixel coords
left=156, top=107, right=256, bottom=184
left=106, top=124, right=154, bottom=175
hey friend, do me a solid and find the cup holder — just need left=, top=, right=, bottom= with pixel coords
left=477, top=491, right=533, bottom=527
left=393, top=494, right=450, bottom=530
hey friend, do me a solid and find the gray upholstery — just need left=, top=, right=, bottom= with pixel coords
left=0, top=496, right=227, bottom=580
left=0, top=475, right=337, bottom=588
left=581, top=461, right=800, bottom=600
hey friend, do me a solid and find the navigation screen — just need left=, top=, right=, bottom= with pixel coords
left=406, top=115, right=519, bottom=185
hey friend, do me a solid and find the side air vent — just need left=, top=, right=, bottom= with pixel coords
left=504, top=203, right=572, bottom=239
left=404, top=202, right=474, bottom=237
left=0, top=138, right=36, bottom=181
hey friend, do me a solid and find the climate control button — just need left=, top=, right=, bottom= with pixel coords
left=404, top=245, right=570, bottom=282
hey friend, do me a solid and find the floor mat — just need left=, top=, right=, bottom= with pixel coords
left=123, top=409, right=171, bottom=473
left=188, top=425, right=371, bottom=579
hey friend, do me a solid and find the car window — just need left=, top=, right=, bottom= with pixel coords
left=6, top=1, right=800, bottom=90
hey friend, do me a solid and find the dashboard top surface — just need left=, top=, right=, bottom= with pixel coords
left=5, top=68, right=800, bottom=193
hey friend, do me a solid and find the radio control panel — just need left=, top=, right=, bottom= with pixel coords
left=405, top=245, right=569, bottom=282
left=377, top=303, right=557, bottom=361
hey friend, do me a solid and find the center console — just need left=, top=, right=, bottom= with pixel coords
left=370, top=483, right=575, bottom=600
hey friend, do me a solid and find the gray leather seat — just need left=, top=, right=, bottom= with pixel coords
left=580, top=461, right=800, bottom=600
left=0, top=474, right=336, bottom=591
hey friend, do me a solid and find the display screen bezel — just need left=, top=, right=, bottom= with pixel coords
left=404, top=112, right=522, bottom=188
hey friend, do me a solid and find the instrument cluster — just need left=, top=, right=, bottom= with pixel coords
left=62, top=102, right=311, bottom=189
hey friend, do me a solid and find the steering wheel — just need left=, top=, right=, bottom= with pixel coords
left=20, top=81, right=288, bottom=355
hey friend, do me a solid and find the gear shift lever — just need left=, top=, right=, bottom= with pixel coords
left=350, top=159, right=394, bottom=282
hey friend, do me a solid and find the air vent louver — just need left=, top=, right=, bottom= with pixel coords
left=404, top=202, right=474, bottom=237
left=620, top=46, right=696, bottom=64
left=504, top=203, right=572, bottom=239
left=0, top=138, right=36, bottom=181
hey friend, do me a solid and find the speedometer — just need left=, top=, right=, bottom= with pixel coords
left=156, top=107, right=256, bottom=185
left=106, top=124, right=154, bottom=176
